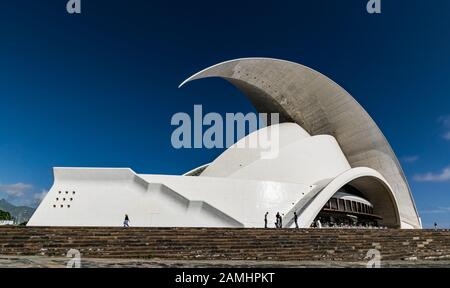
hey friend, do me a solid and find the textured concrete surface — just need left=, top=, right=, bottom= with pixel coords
left=1, top=255, right=449, bottom=268
left=2, top=227, right=450, bottom=262
left=180, top=58, right=421, bottom=228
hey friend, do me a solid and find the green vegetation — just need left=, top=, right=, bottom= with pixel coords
left=0, top=199, right=35, bottom=224
left=0, top=209, right=12, bottom=221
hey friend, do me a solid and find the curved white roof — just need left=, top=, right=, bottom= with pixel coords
left=28, top=58, right=417, bottom=229
left=180, top=58, right=421, bottom=229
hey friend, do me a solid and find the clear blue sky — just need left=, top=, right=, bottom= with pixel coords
left=0, top=0, right=449, bottom=228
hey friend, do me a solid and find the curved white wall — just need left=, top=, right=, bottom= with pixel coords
left=28, top=123, right=407, bottom=229
left=201, top=123, right=310, bottom=178
left=202, top=123, right=351, bottom=185
left=225, top=135, right=351, bottom=185
left=28, top=168, right=314, bottom=228
left=287, top=167, right=401, bottom=228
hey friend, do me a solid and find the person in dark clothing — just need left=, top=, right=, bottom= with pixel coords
left=294, top=212, right=299, bottom=228
left=264, top=212, right=269, bottom=228
left=276, top=212, right=282, bottom=228
left=123, top=214, right=130, bottom=227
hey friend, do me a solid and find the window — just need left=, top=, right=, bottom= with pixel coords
left=338, top=199, right=345, bottom=211
left=345, top=200, right=352, bottom=212
left=352, top=201, right=357, bottom=212
left=330, top=198, right=338, bottom=210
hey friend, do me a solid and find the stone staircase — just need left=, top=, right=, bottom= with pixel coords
left=0, top=227, right=449, bottom=262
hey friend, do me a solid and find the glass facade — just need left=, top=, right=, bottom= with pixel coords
left=322, top=197, right=374, bottom=215
left=312, top=185, right=382, bottom=228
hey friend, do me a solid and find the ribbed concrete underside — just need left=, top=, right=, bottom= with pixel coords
left=1, top=227, right=449, bottom=262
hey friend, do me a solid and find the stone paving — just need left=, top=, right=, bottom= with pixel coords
left=1, top=255, right=450, bottom=268
left=2, top=227, right=450, bottom=262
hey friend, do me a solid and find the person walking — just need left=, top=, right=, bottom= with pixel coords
left=293, top=211, right=299, bottom=228
left=316, top=219, right=322, bottom=228
left=123, top=214, right=130, bottom=227
left=264, top=212, right=269, bottom=228
left=276, top=212, right=282, bottom=228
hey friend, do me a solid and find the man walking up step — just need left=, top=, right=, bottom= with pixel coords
left=264, top=212, right=269, bottom=228
left=293, top=211, right=299, bottom=228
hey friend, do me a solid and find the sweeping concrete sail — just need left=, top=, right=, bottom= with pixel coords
left=180, top=58, right=421, bottom=229
left=28, top=58, right=421, bottom=229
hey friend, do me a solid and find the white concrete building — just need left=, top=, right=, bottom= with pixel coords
left=28, top=58, right=422, bottom=229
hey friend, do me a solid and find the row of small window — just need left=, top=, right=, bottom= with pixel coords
left=323, top=198, right=374, bottom=215
left=53, top=204, right=71, bottom=208
left=56, top=197, right=73, bottom=201
left=59, top=191, right=75, bottom=195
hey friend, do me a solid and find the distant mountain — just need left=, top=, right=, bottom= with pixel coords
left=0, top=199, right=35, bottom=224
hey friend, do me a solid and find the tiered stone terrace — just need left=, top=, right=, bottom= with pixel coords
left=1, top=227, right=449, bottom=262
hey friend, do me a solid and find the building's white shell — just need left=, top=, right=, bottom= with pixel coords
left=28, top=58, right=421, bottom=229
